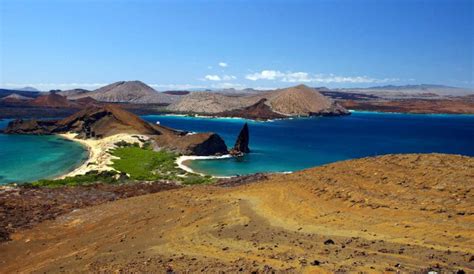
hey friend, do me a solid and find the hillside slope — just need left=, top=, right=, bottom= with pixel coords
left=264, top=84, right=349, bottom=116
left=1, top=153, right=472, bottom=272
left=65, top=81, right=180, bottom=104
left=166, top=92, right=258, bottom=114
left=4, top=104, right=228, bottom=155
left=166, top=85, right=349, bottom=117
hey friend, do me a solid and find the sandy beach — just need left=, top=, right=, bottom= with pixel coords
left=58, top=133, right=150, bottom=178
left=176, top=155, right=232, bottom=177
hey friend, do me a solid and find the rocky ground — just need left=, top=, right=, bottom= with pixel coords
left=0, top=153, right=473, bottom=272
left=0, top=182, right=181, bottom=242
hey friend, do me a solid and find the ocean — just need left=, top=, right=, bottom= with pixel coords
left=0, top=111, right=473, bottom=183
left=143, top=112, right=474, bottom=176
left=0, top=119, right=88, bottom=184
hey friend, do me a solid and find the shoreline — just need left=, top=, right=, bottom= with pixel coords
left=56, top=133, right=150, bottom=179
left=176, top=155, right=233, bottom=178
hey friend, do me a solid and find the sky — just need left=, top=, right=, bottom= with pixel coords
left=0, top=0, right=472, bottom=91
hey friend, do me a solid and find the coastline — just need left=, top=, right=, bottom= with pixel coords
left=176, top=155, right=233, bottom=178
left=56, top=133, right=150, bottom=179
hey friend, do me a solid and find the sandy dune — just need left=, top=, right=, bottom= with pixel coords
left=1, top=153, right=473, bottom=272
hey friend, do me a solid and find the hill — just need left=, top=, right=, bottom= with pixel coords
left=1, top=153, right=472, bottom=272
left=338, top=84, right=474, bottom=98
left=17, top=86, right=40, bottom=92
left=0, top=93, right=34, bottom=103
left=166, top=85, right=349, bottom=117
left=264, top=84, right=349, bottom=116
left=166, top=92, right=257, bottom=114
left=4, top=104, right=228, bottom=155
left=64, top=81, right=180, bottom=104
left=0, top=88, right=40, bottom=99
left=29, top=92, right=78, bottom=108
left=217, top=98, right=286, bottom=120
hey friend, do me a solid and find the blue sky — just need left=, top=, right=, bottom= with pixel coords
left=0, top=0, right=472, bottom=91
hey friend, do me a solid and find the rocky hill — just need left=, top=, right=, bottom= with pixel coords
left=4, top=104, right=228, bottom=155
left=217, top=98, right=286, bottom=120
left=166, top=92, right=257, bottom=114
left=167, top=84, right=349, bottom=118
left=63, top=81, right=180, bottom=104
left=263, top=84, right=349, bottom=116
left=0, top=93, right=34, bottom=103
left=1, top=153, right=472, bottom=272
left=30, top=92, right=78, bottom=108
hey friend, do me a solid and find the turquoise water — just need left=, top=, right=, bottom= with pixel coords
left=0, top=112, right=473, bottom=183
left=0, top=120, right=88, bottom=184
left=143, top=112, right=474, bottom=176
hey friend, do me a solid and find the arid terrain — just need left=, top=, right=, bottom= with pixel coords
left=1, top=153, right=473, bottom=272
left=341, top=98, right=474, bottom=114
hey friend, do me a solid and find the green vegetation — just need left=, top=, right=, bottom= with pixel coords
left=109, top=145, right=214, bottom=185
left=29, top=141, right=215, bottom=188
left=28, top=171, right=120, bottom=188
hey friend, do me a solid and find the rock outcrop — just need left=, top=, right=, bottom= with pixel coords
left=229, top=123, right=250, bottom=156
left=218, top=98, right=286, bottom=120
left=4, top=104, right=228, bottom=156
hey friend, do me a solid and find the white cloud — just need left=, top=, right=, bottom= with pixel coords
left=245, top=70, right=398, bottom=84
left=245, top=70, right=285, bottom=81
left=204, top=75, right=221, bottom=81
left=203, top=74, right=236, bottom=81
left=222, top=75, right=236, bottom=81
left=211, top=82, right=244, bottom=89
left=218, top=62, right=228, bottom=68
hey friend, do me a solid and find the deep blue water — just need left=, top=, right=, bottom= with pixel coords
left=0, top=119, right=88, bottom=184
left=143, top=112, right=474, bottom=176
left=0, top=112, right=473, bottom=183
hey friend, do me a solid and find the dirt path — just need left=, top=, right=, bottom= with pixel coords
left=1, top=153, right=473, bottom=272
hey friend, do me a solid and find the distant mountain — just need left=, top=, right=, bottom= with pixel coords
left=264, top=85, right=349, bottom=116
left=30, top=92, right=78, bottom=108
left=167, top=84, right=349, bottom=117
left=17, top=87, right=40, bottom=92
left=166, top=92, right=257, bottom=114
left=0, top=88, right=40, bottom=99
left=217, top=98, right=286, bottom=120
left=58, top=88, right=90, bottom=98
left=0, top=93, right=34, bottom=103
left=62, top=81, right=180, bottom=104
left=338, top=84, right=473, bottom=97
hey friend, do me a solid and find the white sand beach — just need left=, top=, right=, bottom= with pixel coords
left=57, top=133, right=150, bottom=179
left=176, top=155, right=232, bottom=177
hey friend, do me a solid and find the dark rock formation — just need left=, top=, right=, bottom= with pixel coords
left=186, top=133, right=228, bottom=156
left=217, top=98, right=286, bottom=120
left=4, top=104, right=229, bottom=156
left=215, top=173, right=268, bottom=187
left=230, top=123, right=250, bottom=156
left=310, top=101, right=351, bottom=116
